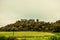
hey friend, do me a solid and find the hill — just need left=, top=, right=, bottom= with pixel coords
left=0, top=19, right=60, bottom=32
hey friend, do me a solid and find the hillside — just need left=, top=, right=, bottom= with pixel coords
left=0, top=19, right=60, bottom=32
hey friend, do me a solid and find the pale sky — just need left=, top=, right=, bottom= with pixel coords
left=0, top=0, right=60, bottom=27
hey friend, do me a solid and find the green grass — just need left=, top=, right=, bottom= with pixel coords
left=0, top=32, right=55, bottom=37
left=0, top=31, right=60, bottom=40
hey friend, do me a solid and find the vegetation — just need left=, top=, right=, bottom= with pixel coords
left=0, top=36, right=18, bottom=40
left=7, top=36, right=18, bottom=40
left=0, top=32, right=60, bottom=40
left=0, top=19, right=60, bottom=32
left=0, top=19, right=60, bottom=40
left=0, top=36, right=7, bottom=40
left=0, top=32, right=55, bottom=37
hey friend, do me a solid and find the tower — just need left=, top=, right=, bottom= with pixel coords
left=36, top=19, right=39, bottom=22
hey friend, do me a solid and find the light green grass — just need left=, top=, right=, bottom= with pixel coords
left=0, top=32, right=55, bottom=37
left=0, top=31, right=59, bottom=40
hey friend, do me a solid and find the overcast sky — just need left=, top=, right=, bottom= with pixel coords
left=0, top=0, right=60, bottom=27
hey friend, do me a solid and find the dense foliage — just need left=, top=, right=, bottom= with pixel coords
left=0, top=19, right=60, bottom=32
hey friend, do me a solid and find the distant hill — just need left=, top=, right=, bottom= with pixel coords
left=0, top=19, right=60, bottom=32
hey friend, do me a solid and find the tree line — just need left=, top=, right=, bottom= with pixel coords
left=0, top=19, right=60, bottom=32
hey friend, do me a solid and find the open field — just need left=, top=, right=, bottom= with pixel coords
left=0, top=32, right=60, bottom=40
left=0, top=32, right=55, bottom=37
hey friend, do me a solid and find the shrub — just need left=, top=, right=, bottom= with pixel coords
left=57, top=36, right=60, bottom=40
left=0, top=36, right=7, bottom=40
left=49, top=36, right=57, bottom=40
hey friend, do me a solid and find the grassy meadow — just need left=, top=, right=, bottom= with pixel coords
left=0, top=31, right=60, bottom=40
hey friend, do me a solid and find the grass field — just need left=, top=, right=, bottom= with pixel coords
left=0, top=31, right=60, bottom=40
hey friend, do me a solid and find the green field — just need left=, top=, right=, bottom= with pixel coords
left=0, top=32, right=60, bottom=40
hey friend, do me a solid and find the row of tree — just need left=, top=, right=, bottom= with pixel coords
left=0, top=19, right=60, bottom=32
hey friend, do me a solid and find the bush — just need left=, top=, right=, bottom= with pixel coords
left=49, top=36, right=58, bottom=40
left=0, top=36, right=18, bottom=40
left=57, top=36, right=60, bottom=40
left=0, top=36, right=7, bottom=40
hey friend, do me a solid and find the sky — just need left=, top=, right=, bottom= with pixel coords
left=0, top=0, right=60, bottom=27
